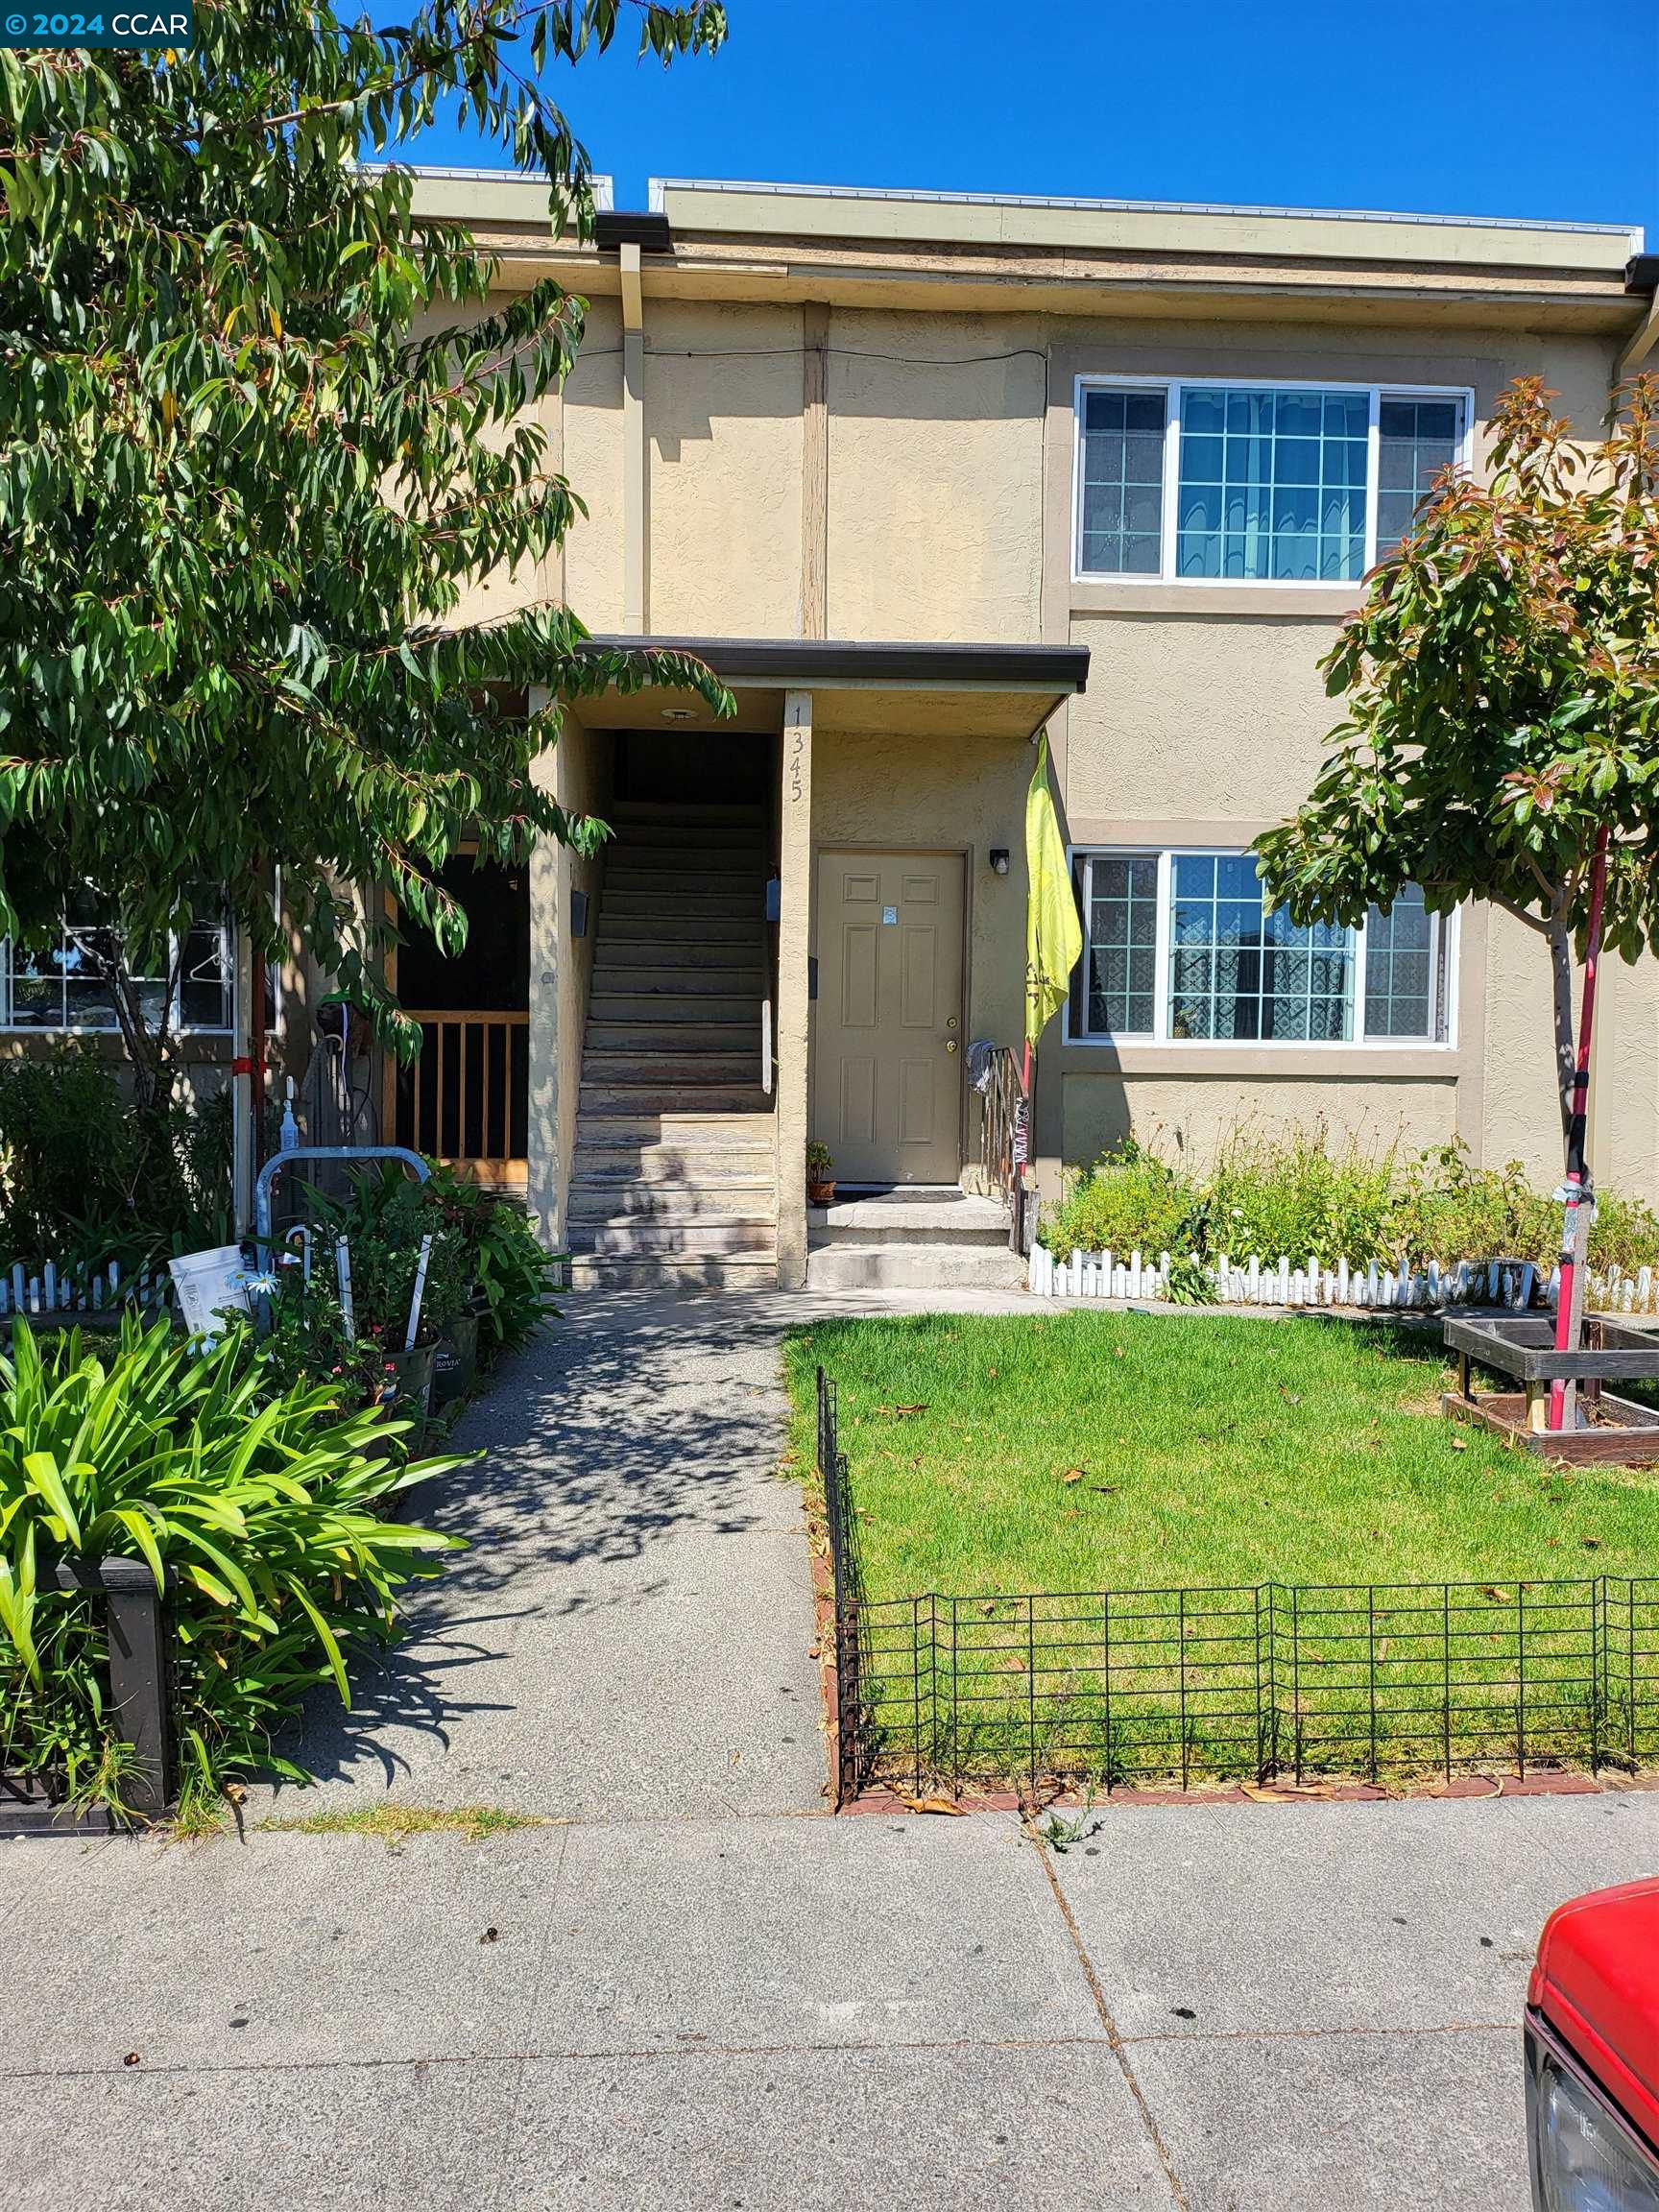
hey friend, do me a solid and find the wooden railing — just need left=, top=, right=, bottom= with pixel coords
left=975, top=1045, right=1032, bottom=1256
left=391, top=1009, right=528, bottom=1184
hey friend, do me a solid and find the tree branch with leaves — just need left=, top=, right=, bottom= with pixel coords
left=0, top=0, right=732, bottom=1153
left=1256, top=373, right=1659, bottom=1152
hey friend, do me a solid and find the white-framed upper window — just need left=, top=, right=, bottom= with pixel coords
left=1068, top=849, right=1454, bottom=1048
left=1073, top=376, right=1471, bottom=586
left=0, top=891, right=234, bottom=1034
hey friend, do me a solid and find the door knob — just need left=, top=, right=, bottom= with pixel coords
left=945, top=1039, right=958, bottom=1054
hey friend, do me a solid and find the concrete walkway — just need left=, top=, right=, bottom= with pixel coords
left=263, top=1286, right=1039, bottom=1818
left=8, top=1290, right=1659, bottom=2207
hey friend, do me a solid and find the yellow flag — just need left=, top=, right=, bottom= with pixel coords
left=1024, top=730, right=1082, bottom=1049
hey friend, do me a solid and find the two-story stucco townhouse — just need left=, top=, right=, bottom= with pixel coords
left=10, top=172, right=1656, bottom=1293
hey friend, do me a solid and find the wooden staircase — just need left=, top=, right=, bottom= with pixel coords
left=568, top=800, right=779, bottom=1288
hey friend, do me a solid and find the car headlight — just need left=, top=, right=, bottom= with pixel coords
left=1530, top=2024, right=1659, bottom=2210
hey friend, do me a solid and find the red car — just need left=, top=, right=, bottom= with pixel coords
left=1527, top=1878, right=1659, bottom=2207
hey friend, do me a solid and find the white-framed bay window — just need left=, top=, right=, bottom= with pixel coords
left=1067, top=850, right=1455, bottom=1048
left=0, top=890, right=235, bottom=1034
left=1073, top=375, right=1472, bottom=586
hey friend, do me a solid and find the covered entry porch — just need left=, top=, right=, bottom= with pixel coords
left=542, top=637, right=1088, bottom=1289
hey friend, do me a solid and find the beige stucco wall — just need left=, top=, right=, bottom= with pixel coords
left=526, top=703, right=612, bottom=1245
left=1059, top=1073, right=1459, bottom=1179
left=826, top=309, right=1046, bottom=643
left=561, top=295, right=627, bottom=635
left=1065, top=611, right=1346, bottom=826
left=645, top=301, right=805, bottom=637
left=1039, top=322, right=1659, bottom=1206
left=1478, top=911, right=1659, bottom=1195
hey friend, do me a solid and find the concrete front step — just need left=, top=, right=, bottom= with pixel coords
left=571, top=1252, right=780, bottom=1290
left=609, top=800, right=765, bottom=826
left=584, top=1022, right=757, bottom=1056
left=571, top=1108, right=774, bottom=1145
left=589, top=967, right=767, bottom=995
left=572, top=1134, right=775, bottom=1168
left=568, top=1184, right=777, bottom=1225
left=804, top=1242, right=1029, bottom=1291
left=578, top=1083, right=772, bottom=1116
left=576, top=1219, right=777, bottom=1258
left=570, top=1167, right=779, bottom=1203
left=606, top=847, right=763, bottom=873
left=807, top=1192, right=1013, bottom=1247
left=601, top=913, right=764, bottom=945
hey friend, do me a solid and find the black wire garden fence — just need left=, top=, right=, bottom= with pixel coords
left=815, top=1368, right=1659, bottom=1804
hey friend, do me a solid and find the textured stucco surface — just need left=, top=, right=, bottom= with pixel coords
left=1480, top=908, right=1659, bottom=1192
left=1059, top=1072, right=1460, bottom=1183
left=527, top=709, right=610, bottom=1246
left=560, top=296, right=626, bottom=635
left=645, top=300, right=804, bottom=638
left=1065, top=612, right=1345, bottom=827
left=826, top=309, right=1046, bottom=644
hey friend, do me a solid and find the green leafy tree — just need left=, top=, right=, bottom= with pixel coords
left=0, top=0, right=730, bottom=1147
left=1256, top=375, right=1659, bottom=1150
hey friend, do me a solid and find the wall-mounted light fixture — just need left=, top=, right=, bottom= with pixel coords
left=989, top=848, right=1011, bottom=877
left=570, top=888, right=589, bottom=939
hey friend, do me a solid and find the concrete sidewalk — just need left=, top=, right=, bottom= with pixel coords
left=6, top=1789, right=1657, bottom=2208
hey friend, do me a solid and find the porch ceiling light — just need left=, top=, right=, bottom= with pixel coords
left=661, top=706, right=697, bottom=723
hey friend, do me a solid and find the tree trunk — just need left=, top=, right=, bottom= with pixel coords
left=1549, top=924, right=1577, bottom=1157
left=67, top=928, right=186, bottom=1225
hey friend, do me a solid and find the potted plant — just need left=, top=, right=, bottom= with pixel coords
left=419, top=1164, right=563, bottom=1378
left=806, top=1142, right=836, bottom=1207
left=308, top=1168, right=469, bottom=1438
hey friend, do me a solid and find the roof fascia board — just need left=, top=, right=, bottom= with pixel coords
left=650, top=178, right=1642, bottom=277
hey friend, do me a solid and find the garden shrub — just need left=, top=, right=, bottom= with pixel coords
left=0, top=1046, right=232, bottom=1273
left=1042, top=1129, right=1659, bottom=1279
left=1389, top=1145, right=1558, bottom=1271
left=417, top=1165, right=562, bottom=1360
left=293, top=1161, right=559, bottom=1376
left=1044, top=1140, right=1200, bottom=1262
left=0, top=1316, right=465, bottom=1818
left=1205, top=1129, right=1397, bottom=1266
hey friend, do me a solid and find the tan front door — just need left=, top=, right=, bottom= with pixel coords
left=813, top=851, right=965, bottom=1186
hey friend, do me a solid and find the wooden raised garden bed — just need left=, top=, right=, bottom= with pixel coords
left=1442, top=1313, right=1659, bottom=1465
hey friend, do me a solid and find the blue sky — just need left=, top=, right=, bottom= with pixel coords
left=406, top=0, right=1659, bottom=245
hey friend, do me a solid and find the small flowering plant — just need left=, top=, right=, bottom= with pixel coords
left=258, top=1264, right=390, bottom=1407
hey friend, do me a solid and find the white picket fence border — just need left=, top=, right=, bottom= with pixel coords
left=0, top=1257, right=173, bottom=1320
left=1025, top=1244, right=1654, bottom=1317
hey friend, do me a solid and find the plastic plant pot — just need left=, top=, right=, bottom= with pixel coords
left=379, top=1340, right=437, bottom=1443
left=432, top=1309, right=479, bottom=1409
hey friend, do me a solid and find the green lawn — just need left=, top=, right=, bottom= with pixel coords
left=783, top=1309, right=1659, bottom=1596
left=783, top=1311, right=1659, bottom=1791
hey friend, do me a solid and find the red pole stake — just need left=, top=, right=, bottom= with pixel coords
left=1548, top=827, right=1610, bottom=1431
